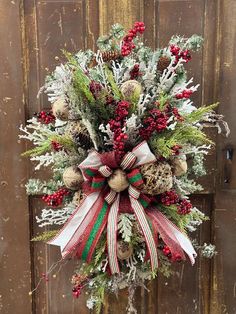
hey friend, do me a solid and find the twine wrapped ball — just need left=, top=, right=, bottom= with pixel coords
left=139, top=162, right=173, bottom=195
left=108, top=169, right=129, bottom=193
left=52, top=98, right=69, bottom=121
left=120, top=80, right=142, bottom=102
left=63, top=166, right=84, bottom=190
left=117, top=240, right=133, bottom=260
left=172, top=157, right=188, bottom=177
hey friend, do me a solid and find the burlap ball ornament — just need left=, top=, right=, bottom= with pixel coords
left=108, top=169, right=129, bottom=193
left=120, top=80, right=142, bottom=102
left=63, top=166, right=84, bottom=190
left=171, top=157, right=188, bottom=176
left=139, top=162, right=173, bottom=195
left=117, top=240, right=133, bottom=260
left=52, top=98, right=69, bottom=121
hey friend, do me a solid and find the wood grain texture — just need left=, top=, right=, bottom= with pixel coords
left=0, top=0, right=32, bottom=313
left=99, top=0, right=143, bottom=35
left=211, top=1, right=236, bottom=313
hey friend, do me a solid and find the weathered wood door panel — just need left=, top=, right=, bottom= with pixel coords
left=1, top=0, right=235, bottom=313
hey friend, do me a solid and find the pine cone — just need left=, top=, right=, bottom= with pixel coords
left=157, top=56, right=170, bottom=73
left=73, top=132, right=93, bottom=150
left=90, top=50, right=122, bottom=67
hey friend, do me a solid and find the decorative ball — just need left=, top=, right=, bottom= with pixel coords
left=172, top=157, right=188, bottom=176
left=108, top=169, right=129, bottom=192
left=52, top=98, right=69, bottom=121
left=63, top=166, right=84, bottom=190
left=117, top=241, right=133, bottom=260
left=120, top=80, right=142, bottom=101
left=139, top=162, right=173, bottom=195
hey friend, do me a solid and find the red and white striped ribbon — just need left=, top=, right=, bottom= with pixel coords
left=107, top=194, right=120, bottom=274
left=129, top=188, right=159, bottom=272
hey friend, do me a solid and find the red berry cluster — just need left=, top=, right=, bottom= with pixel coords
left=121, top=22, right=145, bottom=56
left=129, top=64, right=142, bottom=79
left=34, top=110, right=55, bottom=124
left=177, top=199, right=192, bottom=215
left=161, top=190, right=179, bottom=206
left=172, top=107, right=184, bottom=121
left=162, top=245, right=182, bottom=262
left=176, top=89, right=193, bottom=99
left=108, top=101, right=130, bottom=158
left=164, top=104, right=184, bottom=122
left=171, top=144, right=182, bottom=155
left=170, top=45, right=191, bottom=64
left=89, top=80, right=102, bottom=99
left=139, top=109, right=168, bottom=140
left=42, top=188, right=70, bottom=207
left=51, top=140, right=63, bottom=152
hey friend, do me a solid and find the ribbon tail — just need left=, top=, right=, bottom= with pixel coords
left=48, top=191, right=100, bottom=257
left=107, top=194, right=120, bottom=274
left=148, top=210, right=197, bottom=265
left=130, top=197, right=158, bottom=271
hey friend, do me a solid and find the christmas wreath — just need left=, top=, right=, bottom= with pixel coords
left=20, top=22, right=229, bottom=313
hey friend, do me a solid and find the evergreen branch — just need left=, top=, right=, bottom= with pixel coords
left=104, top=66, right=122, bottom=100
left=150, top=124, right=214, bottom=158
left=31, top=230, right=58, bottom=242
left=22, top=141, right=51, bottom=157
left=50, top=134, right=77, bottom=152
left=185, top=103, right=218, bottom=123
left=63, top=50, right=95, bottom=104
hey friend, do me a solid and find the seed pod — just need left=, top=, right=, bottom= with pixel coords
left=117, top=240, right=133, bottom=260
left=120, top=80, right=142, bottom=102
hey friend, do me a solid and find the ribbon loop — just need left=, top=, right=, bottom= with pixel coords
left=121, top=152, right=137, bottom=170
left=128, top=185, right=140, bottom=200
left=99, top=165, right=113, bottom=177
left=105, top=189, right=117, bottom=205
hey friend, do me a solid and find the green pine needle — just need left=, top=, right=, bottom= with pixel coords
left=31, top=230, right=58, bottom=242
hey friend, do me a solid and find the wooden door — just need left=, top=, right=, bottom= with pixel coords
left=0, top=0, right=235, bottom=313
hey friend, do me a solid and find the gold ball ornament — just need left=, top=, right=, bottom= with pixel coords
left=117, top=240, right=133, bottom=260
left=108, top=169, right=129, bottom=193
left=172, top=157, right=188, bottom=177
left=52, top=98, right=69, bottom=121
left=139, top=162, right=173, bottom=195
left=62, top=166, right=84, bottom=190
left=120, top=80, right=142, bottom=102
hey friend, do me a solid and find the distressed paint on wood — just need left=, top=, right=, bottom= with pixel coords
left=0, top=0, right=32, bottom=313
left=212, top=1, right=236, bottom=313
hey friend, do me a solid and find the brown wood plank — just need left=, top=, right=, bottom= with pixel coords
left=99, top=0, right=144, bottom=35
left=0, top=0, right=32, bottom=313
left=23, top=1, right=90, bottom=313
left=211, top=1, right=236, bottom=313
